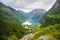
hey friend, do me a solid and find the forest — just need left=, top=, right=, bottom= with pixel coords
left=0, top=0, right=60, bottom=40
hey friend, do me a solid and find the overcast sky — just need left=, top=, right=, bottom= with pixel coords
left=0, top=0, right=56, bottom=12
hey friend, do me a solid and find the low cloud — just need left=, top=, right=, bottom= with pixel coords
left=0, top=0, right=56, bottom=12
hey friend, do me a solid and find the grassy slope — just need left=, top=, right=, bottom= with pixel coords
left=0, top=2, right=28, bottom=40
left=30, top=0, right=60, bottom=40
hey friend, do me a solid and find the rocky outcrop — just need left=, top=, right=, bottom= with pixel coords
left=20, top=34, right=34, bottom=40
left=38, top=35, right=57, bottom=40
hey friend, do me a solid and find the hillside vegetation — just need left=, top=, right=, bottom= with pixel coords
left=0, top=0, right=60, bottom=40
left=0, top=2, right=28, bottom=40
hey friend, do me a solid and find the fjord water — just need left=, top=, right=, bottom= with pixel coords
left=22, top=19, right=38, bottom=25
left=21, top=0, right=60, bottom=40
left=29, top=19, right=38, bottom=24
left=0, top=0, right=60, bottom=40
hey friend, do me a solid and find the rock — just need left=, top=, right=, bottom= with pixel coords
left=38, top=35, right=57, bottom=40
left=20, top=34, right=34, bottom=40
left=38, top=35, right=49, bottom=40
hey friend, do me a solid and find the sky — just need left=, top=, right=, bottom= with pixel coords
left=0, top=0, right=56, bottom=12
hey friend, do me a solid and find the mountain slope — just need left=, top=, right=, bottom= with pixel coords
left=41, top=0, right=60, bottom=27
left=0, top=2, right=28, bottom=40
left=27, top=9, right=46, bottom=24
left=0, top=2, right=27, bottom=23
left=29, top=0, right=60, bottom=40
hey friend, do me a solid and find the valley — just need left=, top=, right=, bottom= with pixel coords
left=0, top=0, right=60, bottom=40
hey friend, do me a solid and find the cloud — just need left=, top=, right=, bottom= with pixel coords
left=0, top=0, right=56, bottom=12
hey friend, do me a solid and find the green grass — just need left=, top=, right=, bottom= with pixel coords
left=31, top=23, right=60, bottom=40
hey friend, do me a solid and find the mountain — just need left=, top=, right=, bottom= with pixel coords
left=17, top=9, right=46, bottom=24
left=27, top=9, right=46, bottom=24
left=30, top=0, right=60, bottom=40
left=40, top=0, right=60, bottom=27
left=16, top=10, right=28, bottom=18
left=0, top=2, right=28, bottom=40
left=0, top=2, right=27, bottom=23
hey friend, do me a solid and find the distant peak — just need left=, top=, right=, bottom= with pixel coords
left=33, top=9, right=46, bottom=11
